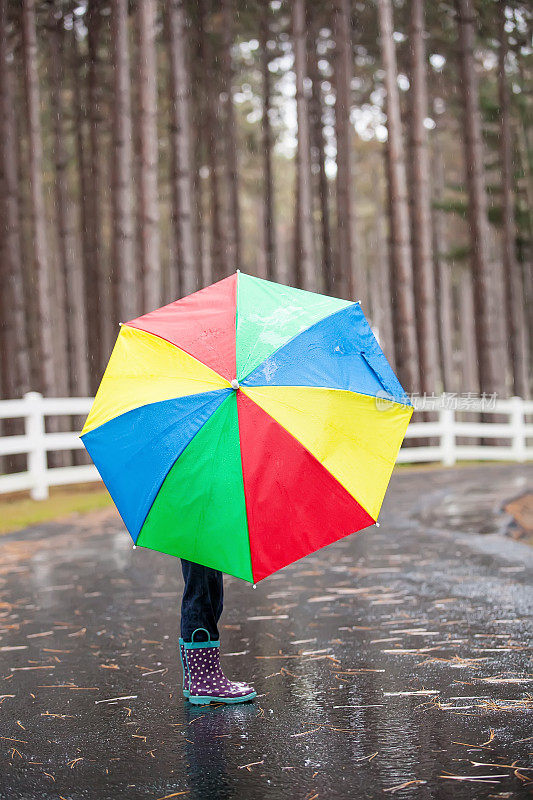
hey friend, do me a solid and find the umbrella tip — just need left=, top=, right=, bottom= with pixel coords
left=252, top=584, right=257, bottom=589
left=132, top=544, right=137, bottom=549
left=231, top=378, right=240, bottom=390
left=375, top=522, right=380, bottom=528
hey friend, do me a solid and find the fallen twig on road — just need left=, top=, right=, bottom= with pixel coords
left=480, top=677, right=533, bottom=684
left=290, top=726, right=324, bottom=737
left=415, top=655, right=486, bottom=668
left=452, top=728, right=495, bottom=749
left=384, top=690, right=440, bottom=696
left=95, top=695, right=137, bottom=704
left=237, top=759, right=264, bottom=771
left=438, top=773, right=506, bottom=783
left=383, top=780, right=427, bottom=793
left=469, top=761, right=533, bottom=770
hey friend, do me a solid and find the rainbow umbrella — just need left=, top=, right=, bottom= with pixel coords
left=81, top=273, right=412, bottom=583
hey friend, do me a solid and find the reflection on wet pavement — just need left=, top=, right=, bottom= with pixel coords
left=0, top=464, right=532, bottom=799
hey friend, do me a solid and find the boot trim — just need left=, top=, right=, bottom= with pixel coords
left=178, top=638, right=190, bottom=697
left=184, top=639, right=220, bottom=649
left=189, top=691, right=257, bottom=706
left=183, top=627, right=220, bottom=649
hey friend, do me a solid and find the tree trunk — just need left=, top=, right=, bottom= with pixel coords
left=371, top=154, right=395, bottom=369
left=193, top=99, right=210, bottom=289
left=84, top=2, right=100, bottom=386
left=49, top=16, right=89, bottom=399
left=167, top=0, right=198, bottom=297
left=68, top=24, right=93, bottom=466
left=111, top=0, right=136, bottom=322
left=498, top=3, right=529, bottom=398
left=308, top=27, right=334, bottom=295
left=72, top=29, right=92, bottom=382
left=86, top=0, right=113, bottom=382
left=293, top=163, right=301, bottom=287
left=408, top=0, right=439, bottom=395
left=0, top=0, right=31, bottom=398
left=377, top=0, right=419, bottom=393
left=21, top=0, right=56, bottom=396
left=16, top=67, right=40, bottom=392
left=459, top=266, right=478, bottom=392
left=514, top=122, right=533, bottom=355
left=292, top=0, right=317, bottom=291
left=333, top=0, right=357, bottom=300
left=455, top=0, right=505, bottom=397
left=260, top=0, right=276, bottom=281
left=221, top=0, right=240, bottom=273
left=138, top=0, right=160, bottom=312
left=432, top=134, right=455, bottom=392
left=198, top=0, right=225, bottom=282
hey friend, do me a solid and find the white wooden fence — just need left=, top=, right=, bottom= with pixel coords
left=0, top=392, right=531, bottom=501
left=398, top=395, right=532, bottom=466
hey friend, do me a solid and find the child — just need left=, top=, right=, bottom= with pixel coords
left=178, top=560, right=256, bottom=705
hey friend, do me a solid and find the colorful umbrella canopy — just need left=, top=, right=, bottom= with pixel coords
left=81, top=272, right=412, bottom=583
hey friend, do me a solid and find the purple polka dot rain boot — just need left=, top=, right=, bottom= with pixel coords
left=178, top=638, right=189, bottom=698
left=183, top=628, right=256, bottom=705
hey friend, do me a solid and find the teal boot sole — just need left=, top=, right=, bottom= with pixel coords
left=188, top=690, right=257, bottom=706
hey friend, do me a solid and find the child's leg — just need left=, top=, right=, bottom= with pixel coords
left=180, top=559, right=223, bottom=641
left=178, top=559, right=255, bottom=705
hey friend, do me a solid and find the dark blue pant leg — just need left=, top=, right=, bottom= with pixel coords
left=180, top=559, right=224, bottom=642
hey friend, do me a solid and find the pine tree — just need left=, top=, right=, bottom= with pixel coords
left=293, top=0, right=318, bottom=291
left=455, top=0, right=505, bottom=396
left=498, top=2, right=529, bottom=397
left=167, top=0, right=198, bottom=297
left=0, top=0, right=30, bottom=399
left=408, top=0, right=439, bottom=394
left=260, top=0, right=276, bottom=281
left=377, top=0, right=419, bottom=393
left=21, top=0, right=56, bottom=395
left=138, top=0, right=161, bottom=311
left=333, top=0, right=357, bottom=299
left=111, top=0, right=136, bottom=321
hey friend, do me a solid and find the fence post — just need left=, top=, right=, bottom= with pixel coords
left=24, top=392, right=48, bottom=500
left=510, top=396, right=526, bottom=462
left=440, top=405, right=455, bottom=466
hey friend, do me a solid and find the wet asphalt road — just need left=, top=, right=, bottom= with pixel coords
left=0, top=464, right=532, bottom=800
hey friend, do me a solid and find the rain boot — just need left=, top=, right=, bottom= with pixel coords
left=179, top=638, right=189, bottom=698
left=183, top=628, right=256, bottom=705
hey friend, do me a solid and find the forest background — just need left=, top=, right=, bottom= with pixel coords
left=0, top=0, right=531, bottom=420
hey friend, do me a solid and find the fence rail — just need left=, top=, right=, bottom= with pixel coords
left=0, top=392, right=531, bottom=500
